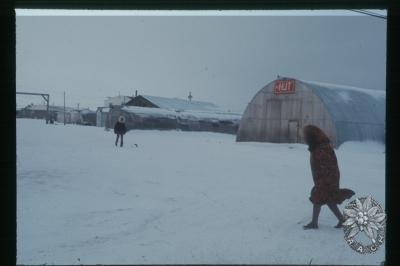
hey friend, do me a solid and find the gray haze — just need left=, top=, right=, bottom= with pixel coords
left=16, top=15, right=386, bottom=112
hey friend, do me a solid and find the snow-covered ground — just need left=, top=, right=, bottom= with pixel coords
left=17, top=118, right=385, bottom=265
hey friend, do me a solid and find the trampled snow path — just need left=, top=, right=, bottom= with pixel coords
left=17, top=118, right=385, bottom=265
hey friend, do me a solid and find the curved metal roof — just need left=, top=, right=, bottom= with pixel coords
left=299, top=79, right=385, bottom=144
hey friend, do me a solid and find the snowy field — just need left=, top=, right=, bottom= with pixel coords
left=17, top=118, right=385, bottom=265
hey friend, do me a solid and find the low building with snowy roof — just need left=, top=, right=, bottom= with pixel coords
left=17, top=104, right=96, bottom=125
left=17, top=104, right=74, bottom=121
left=125, top=94, right=221, bottom=112
left=104, top=94, right=241, bottom=134
left=78, top=109, right=96, bottom=126
left=236, top=77, right=385, bottom=147
left=56, top=110, right=81, bottom=124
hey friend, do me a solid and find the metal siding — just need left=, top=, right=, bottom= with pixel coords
left=237, top=76, right=385, bottom=146
left=237, top=79, right=338, bottom=145
left=299, top=80, right=385, bottom=145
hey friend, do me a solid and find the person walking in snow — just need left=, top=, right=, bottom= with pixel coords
left=114, top=115, right=127, bottom=147
left=302, top=125, right=355, bottom=230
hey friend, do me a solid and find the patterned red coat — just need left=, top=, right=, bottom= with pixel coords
left=304, top=125, right=355, bottom=205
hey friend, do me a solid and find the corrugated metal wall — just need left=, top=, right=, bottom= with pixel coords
left=237, top=79, right=337, bottom=145
left=299, top=80, right=385, bottom=145
left=106, top=106, right=239, bottom=134
left=237, top=78, right=385, bottom=147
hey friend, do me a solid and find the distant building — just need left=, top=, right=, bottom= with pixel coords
left=104, top=95, right=132, bottom=107
left=103, top=94, right=241, bottom=134
left=125, top=95, right=220, bottom=112
left=236, top=77, right=385, bottom=147
left=79, top=109, right=96, bottom=126
left=17, top=104, right=73, bottom=121
left=17, top=104, right=96, bottom=126
left=56, top=110, right=81, bottom=124
left=96, top=107, right=110, bottom=127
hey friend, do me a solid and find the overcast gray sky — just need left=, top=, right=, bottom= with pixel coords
left=16, top=11, right=386, bottom=112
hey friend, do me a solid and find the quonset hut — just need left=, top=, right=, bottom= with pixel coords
left=236, top=78, right=385, bottom=147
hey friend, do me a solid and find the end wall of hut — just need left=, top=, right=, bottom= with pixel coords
left=237, top=79, right=337, bottom=145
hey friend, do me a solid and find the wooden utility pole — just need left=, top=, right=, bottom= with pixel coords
left=64, top=91, right=66, bottom=125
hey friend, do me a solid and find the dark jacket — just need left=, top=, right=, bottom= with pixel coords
left=114, top=121, right=127, bottom=135
left=303, top=125, right=355, bottom=205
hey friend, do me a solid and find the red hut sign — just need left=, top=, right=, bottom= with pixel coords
left=274, top=79, right=296, bottom=95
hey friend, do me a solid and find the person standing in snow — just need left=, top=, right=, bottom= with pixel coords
left=114, top=115, right=127, bottom=147
left=302, top=125, right=355, bottom=230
